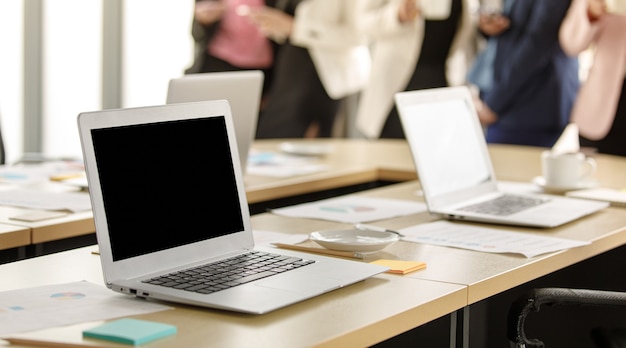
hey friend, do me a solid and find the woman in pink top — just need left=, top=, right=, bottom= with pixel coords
left=185, top=0, right=287, bottom=100
left=559, top=0, right=626, bottom=156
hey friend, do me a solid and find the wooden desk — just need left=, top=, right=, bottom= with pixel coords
left=2, top=144, right=626, bottom=347
left=255, top=143, right=626, bottom=304
left=0, top=224, right=30, bottom=252
left=0, top=139, right=416, bottom=256
left=0, top=223, right=30, bottom=262
left=245, top=139, right=416, bottom=204
left=250, top=144, right=626, bottom=346
left=1, top=141, right=622, bottom=258
left=0, top=246, right=467, bottom=348
left=488, top=144, right=626, bottom=189
left=265, top=180, right=626, bottom=304
left=0, top=184, right=95, bottom=257
left=0, top=208, right=95, bottom=245
left=2, top=140, right=624, bottom=258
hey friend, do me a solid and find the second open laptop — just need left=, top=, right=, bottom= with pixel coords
left=77, top=100, right=387, bottom=314
left=395, top=86, right=608, bottom=228
left=166, top=70, right=263, bottom=172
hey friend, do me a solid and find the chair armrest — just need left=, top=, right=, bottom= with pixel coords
left=507, top=288, right=626, bottom=348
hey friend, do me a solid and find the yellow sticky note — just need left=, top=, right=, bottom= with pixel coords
left=370, top=259, right=427, bottom=275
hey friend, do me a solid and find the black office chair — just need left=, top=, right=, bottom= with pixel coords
left=507, top=288, right=626, bottom=348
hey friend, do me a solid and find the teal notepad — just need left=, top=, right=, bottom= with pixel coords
left=83, top=318, right=177, bottom=345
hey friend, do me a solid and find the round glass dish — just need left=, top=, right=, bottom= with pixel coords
left=309, top=229, right=399, bottom=252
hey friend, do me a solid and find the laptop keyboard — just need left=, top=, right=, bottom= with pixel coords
left=457, top=194, right=549, bottom=216
left=143, top=251, right=315, bottom=294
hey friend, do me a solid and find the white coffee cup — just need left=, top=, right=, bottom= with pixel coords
left=541, top=151, right=597, bottom=188
left=420, top=0, right=452, bottom=20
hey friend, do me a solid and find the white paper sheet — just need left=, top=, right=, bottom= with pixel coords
left=0, top=161, right=84, bottom=186
left=0, top=281, right=171, bottom=336
left=400, top=220, right=590, bottom=258
left=270, top=195, right=427, bottom=223
left=246, top=151, right=328, bottom=177
left=0, top=188, right=92, bottom=212
left=252, top=229, right=309, bottom=246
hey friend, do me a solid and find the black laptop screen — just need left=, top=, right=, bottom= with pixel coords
left=91, top=116, right=244, bottom=261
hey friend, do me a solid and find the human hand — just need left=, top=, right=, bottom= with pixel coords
left=474, top=97, right=498, bottom=126
left=246, top=6, right=294, bottom=43
left=587, top=0, right=607, bottom=21
left=194, top=0, right=226, bottom=26
left=398, top=0, right=420, bottom=23
left=478, top=13, right=510, bottom=36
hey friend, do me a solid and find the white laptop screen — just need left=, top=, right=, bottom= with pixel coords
left=91, top=116, right=244, bottom=261
left=401, top=98, right=492, bottom=198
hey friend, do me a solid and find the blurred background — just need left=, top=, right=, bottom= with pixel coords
left=0, top=0, right=195, bottom=164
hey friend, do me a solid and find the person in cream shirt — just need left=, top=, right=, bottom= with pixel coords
left=353, top=0, right=478, bottom=139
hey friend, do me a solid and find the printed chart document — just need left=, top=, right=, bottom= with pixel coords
left=0, top=281, right=171, bottom=336
left=270, top=195, right=427, bottom=223
left=246, top=150, right=328, bottom=177
left=400, top=220, right=590, bottom=258
left=252, top=229, right=309, bottom=246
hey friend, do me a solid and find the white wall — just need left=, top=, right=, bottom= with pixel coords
left=123, top=1, right=195, bottom=108
left=0, top=2, right=24, bottom=164
left=43, top=0, right=102, bottom=161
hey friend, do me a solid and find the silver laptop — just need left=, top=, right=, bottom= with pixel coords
left=395, top=86, right=608, bottom=228
left=77, top=100, right=387, bottom=314
left=166, top=70, right=263, bottom=172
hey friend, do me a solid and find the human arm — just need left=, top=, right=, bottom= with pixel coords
left=559, top=0, right=602, bottom=56
left=476, top=99, right=498, bottom=125
left=570, top=14, right=626, bottom=139
left=398, top=0, right=420, bottom=23
left=246, top=6, right=295, bottom=43
left=477, top=12, right=510, bottom=36
left=190, top=0, right=225, bottom=43
left=290, top=0, right=369, bottom=49
left=482, top=0, right=574, bottom=117
left=194, top=0, right=226, bottom=26
left=353, top=0, right=421, bottom=40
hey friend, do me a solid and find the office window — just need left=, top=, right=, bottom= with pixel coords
left=0, top=1, right=194, bottom=163
left=43, top=0, right=194, bottom=161
left=43, top=0, right=102, bottom=161
left=123, top=0, right=194, bottom=108
left=0, top=1, right=24, bottom=164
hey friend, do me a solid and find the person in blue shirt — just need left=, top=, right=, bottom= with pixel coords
left=470, top=0, right=579, bottom=147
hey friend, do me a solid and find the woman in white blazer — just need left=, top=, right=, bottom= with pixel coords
left=249, top=0, right=371, bottom=138
left=354, top=0, right=478, bottom=139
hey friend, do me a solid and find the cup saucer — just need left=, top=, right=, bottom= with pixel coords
left=532, top=176, right=599, bottom=194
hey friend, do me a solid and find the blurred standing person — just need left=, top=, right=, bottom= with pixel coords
left=559, top=0, right=626, bottom=156
left=470, top=0, right=579, bottom=147
left=249, top=0, right=371, bottom=138
left=354, top=0, right=478, bottom=139
left=185, top=0, right=286, bottom=102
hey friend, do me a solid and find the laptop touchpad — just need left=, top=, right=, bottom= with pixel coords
left=256, top=274, right=340, bottom=294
